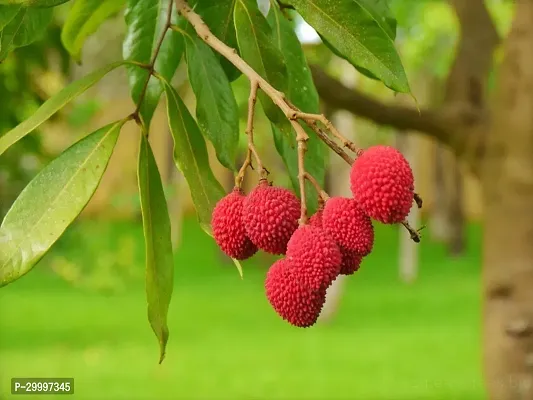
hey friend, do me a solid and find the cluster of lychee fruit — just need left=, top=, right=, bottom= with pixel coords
left=211, top=145, right=416, bottom=328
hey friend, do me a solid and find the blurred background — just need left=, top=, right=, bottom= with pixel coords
left=0, top=0, right=515, bottom=399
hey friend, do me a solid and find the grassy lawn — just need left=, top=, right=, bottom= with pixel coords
left=0, top=218, right=485, bottom=399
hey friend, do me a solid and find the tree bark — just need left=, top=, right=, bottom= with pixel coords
left=482, top=2, right=533, bottom=398
left=448, top=154, right=465, bottom=256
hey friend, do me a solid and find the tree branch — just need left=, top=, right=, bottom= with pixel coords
left=310, top=65, right=479, bottom=153
left=174, top=0, right=424, bottom=242
left=445, top=0, right=500, bottom=106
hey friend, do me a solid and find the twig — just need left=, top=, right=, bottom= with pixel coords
left=133, top=0, right=174, bottom=121
left=297, top=112, right=360, bottom=154
left=292, top=121, right=309, bottom=225
left=414, top=192, right=423, bottom=209
left=235, top=81, right=265, bottom=187
left=401, top=221, right=425, bottom=243
left=304, top=173, right=329, bottom=202
left=174, top=0, right=423, bottom=242
left=306, top=122, right=354, bottom=165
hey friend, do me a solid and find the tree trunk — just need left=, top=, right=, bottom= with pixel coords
left=448, top=154, right=465, bottom=256
left=483, top=2, right=533, bottom=398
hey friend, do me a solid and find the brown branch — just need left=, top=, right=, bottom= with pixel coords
left=175, top=0, right=423, bottom=242
left=173, top=0, right=356, bottom=161
left=310, top=65, right=467, bottom=148
left=305, top=122, right=354, bottom=165
left=292, top=121, right=309, bottom=225
left=235, top=81, right=265, bottom=188
left=298, top=112, right=360, bottom=154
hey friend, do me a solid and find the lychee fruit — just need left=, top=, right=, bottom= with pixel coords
left=265, top=258, right=326, bottom=328
left=309, top=209, right=364, bottom=276
left=322, top=197, right=374, bottom=256
left=286, top=224, right=342, bottom=290
left=308, top=208, right=324, bottom=228
left=339, top=249, right=363, bottom=275
left=211, top=188, right=258, bottom=260
left=350, top=145, right=414, bottom=224
left=242, top=180, right=300, bottom=255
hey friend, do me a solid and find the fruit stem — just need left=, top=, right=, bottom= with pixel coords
left=292, top=121, right=309, bottom=225
left=304, top=172, right=329, bottom=202
left=304, top=121, right=354, bottom=165
left=235, top=80, right=267, bottom=187
left=295, top=111, right=361, bottom=155
left=401, top=220, right=425, bottom=243
left=414, top=192, right=423, bottom=209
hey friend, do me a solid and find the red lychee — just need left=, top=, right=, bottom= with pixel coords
left=322, top=197, right=374, bottom=256
left=339, top=248, right=363, bottom=275
left=286, top=224, right=342, bottom=290
left=350, top=145, right=414, bottom=224
left=310, top=209, right=363, bottom=276
left=242, top=180, right=300, bottom=255
left=308, top=208, right=324, bottom=228
left=265, top=259, right=326, bottom=328
left=211, top=188, right=258, bottom=260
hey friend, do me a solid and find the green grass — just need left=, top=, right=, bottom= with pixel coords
left=0, top=218, right=485, bottom=399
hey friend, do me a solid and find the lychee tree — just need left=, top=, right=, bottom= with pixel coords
left=3, top=0, right=424, bottom=383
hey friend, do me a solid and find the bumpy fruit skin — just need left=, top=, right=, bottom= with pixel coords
left=308, top=208, right=324, bottom=228
left=265, top=259, right=326, bottom=328
left=310, top=209, right=363, bottom=276
left=286, top=224, right=342, bottom=290
left=322, top=197, right=374, bottom=256
left=242, top=180, right=300, bottom=255
left=350, top=145, right=414, bottom=224
left=339, top=249, right=363, bottom=275
left=211, top=188, right=258, bottom=260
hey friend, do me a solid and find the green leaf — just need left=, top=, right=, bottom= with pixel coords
left=234, top=0, right=291, bottom=136
left=269, top=5, right=326, bottom=214
left=195, top=0, right=241, bottom=81
left=0, top=6, right=53, bottom=61
left=137, top=134, right=174, bottom=365
left=286, top=0, right=410, bottom=93
left=0, top=5, right=21, bottom=30
left=0, top=61, right=129, bottom=157
left=123, top=0, right=184, bottom=128
left=0, top=0, right=70, bottom=6
left=185, top=33, right=239, bottom=171
left=359, top=0, right=396, bottom=40
left=61, top=0, right=126, bottom=62
left=319, top=33, right=381, bottom=82
left=0, top=121, right=124, bottom=288
left=162, top=79, right=225, bottom=233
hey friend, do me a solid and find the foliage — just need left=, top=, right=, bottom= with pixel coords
left=0, top=0, right=410, bottom=361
